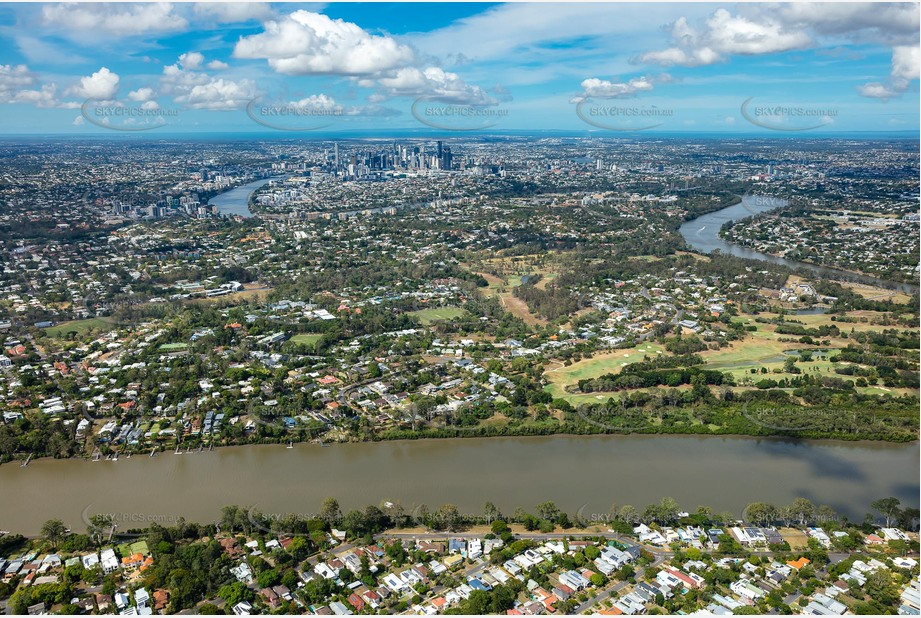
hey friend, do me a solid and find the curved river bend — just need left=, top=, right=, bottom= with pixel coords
left=679, top=195, right=918, bottom=293
left=0, top=435, right=916, bottom=535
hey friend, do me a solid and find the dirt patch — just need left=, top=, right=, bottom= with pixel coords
left=500, top=292, right=548, bottom=326
left=779, top=527, right=809, bottom=549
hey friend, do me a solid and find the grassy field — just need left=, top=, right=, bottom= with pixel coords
left=158, top=342, right=188, bottom=351
left=708, top=312, right=918, bottom=394
left=290, top=333, right=324, bottom=347
left=544, top=343, right=665, bottom=402
left=409, top=306, right=468, bottom=325
left=44, top=317, right=117, bottom=338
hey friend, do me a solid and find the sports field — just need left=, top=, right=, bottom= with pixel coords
left=408, top=306, right=468, bottom=325
left=44, top=317, right=117, bottom=338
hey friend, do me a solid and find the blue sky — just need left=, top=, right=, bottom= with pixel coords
left=0, top=2, right=917, bottom=134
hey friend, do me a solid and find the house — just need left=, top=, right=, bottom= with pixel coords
left=100, top=549, right=120, bottom=574
left=329, top=600, right=353, bottom=615
left=347, top=593, right=365, bottom=612
left=231, top=562, right=254, bottom=584
left=260, top=588, right=280, bottom=608
left=787, top=557, right=811, bottom=571
left=135, top=588, right=150, bottom=609
left=152, top=590, right=170, bottom=612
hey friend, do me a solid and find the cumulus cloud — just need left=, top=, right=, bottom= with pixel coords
left=178, top=52, right=205, bottom=70
left=637, top=3, right=919, bottom=98
left=570, top=75, right=672, bottom=103
left=858, top=45, right=920, bottom=99
left=234, top=10, right=417, bottom=76
left=0, top=65, right=78, bottom=108
left=360, top=66, right=494, bottom=104
left=638, top=9, right=811, bottom=67
left=65, top=67, right=120, bottom=100
left=160, top=57, right=257, bottom=110
left=41, top=3, right=188, bottom=37
left=207, top=60, right=229, bottom=71
left=765, top=3, right=919, bottom=46
left=0, top=64, right=35, bottom=100
left=128, top=87, right=155, bottom=102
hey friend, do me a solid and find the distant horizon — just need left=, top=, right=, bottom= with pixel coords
left=0, top=129, right=918, bottom=140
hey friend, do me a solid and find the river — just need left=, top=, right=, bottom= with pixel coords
left=0, top=435, right=916, bottom=535
left=679, top=195, right=918, bottom=293
left=208, top=177, right=281, bottom=218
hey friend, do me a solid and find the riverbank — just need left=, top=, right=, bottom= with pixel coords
left=4, top=403, right=917, bottom=469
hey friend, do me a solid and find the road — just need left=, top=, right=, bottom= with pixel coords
left=573, top=551, right=668, bottom=614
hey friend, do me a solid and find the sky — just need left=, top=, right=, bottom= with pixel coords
left=0, top=1, right=918, bottom=134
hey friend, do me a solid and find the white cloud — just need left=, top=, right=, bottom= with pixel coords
left=41, top=3, right=188, bottom=37
left=765, top=3, right=919, bottom=46
left=578, top=76, right=654, bottom=99
left=361, top=66, right=493, bottom=105
left=207, top=60, right=229, bottom=71
left=637, top=3, right=919, bottom=100
left=174, top=78, right=257, bottom=110
left=160, top=58, right=256, bottom=110
left=11, top=83, right=60, bottom=108
left=233, top=10, right=417, bottom=76
left=858, top=45, right=920, bottom=99
left=128, top=87, right=155, bottom=102
left=178, top=52, right=205, bottom=71
left=0, top=64, right=35, bottom=101
left=639, top=9, right=811, bottom=67
left=571, top=74, right=672, bottom=103
left=193, top=2, right=275, bottom=24
left=66, top=67, right=119, bottom=100
left=891, top=45, right=920, bottom=83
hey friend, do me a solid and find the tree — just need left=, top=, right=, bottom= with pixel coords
left=86, top=514, right=114, bottom=546
left=871, top=497, right=901, bottom=527
left=217, top=582, right=252, bottom=606
left=40, top=519, right=67, bottom=549
left=744, top=502, right=777, bottom=527
left=483, top=502, right=501, bottom=524
left=536, top=502, right=560, bottom=523
left=320, top=497, right=342, bottom=526
left=434, top=504, right=462, bottom=532
left=618, top=505, right=639, bottom=524
left=788, top=498, right=816, bottom=526
left=659, top=497, right=680, bottom=523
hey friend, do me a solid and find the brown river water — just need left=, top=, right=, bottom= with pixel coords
left=1, top=434, right=917, bottom=535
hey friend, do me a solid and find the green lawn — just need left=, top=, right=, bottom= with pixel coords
left=158, top=342, right=188, bottom=351
left=291, top=333, right=324, bottom=347
left=543, top=344, right=665, bottom=401
left=408, top=306, right=468, bottom=325
left=44, top=317, right=117, bottom=338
